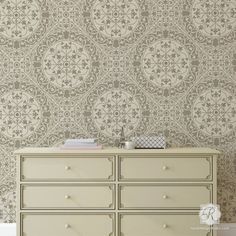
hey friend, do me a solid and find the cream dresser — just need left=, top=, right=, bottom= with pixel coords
left=15, top=147, right=219, bottom=236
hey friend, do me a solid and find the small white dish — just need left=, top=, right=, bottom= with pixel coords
left=124, top=141, right=136, bottom=150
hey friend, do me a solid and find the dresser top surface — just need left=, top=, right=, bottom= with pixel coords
left=15, top=147, right=220, bottom=155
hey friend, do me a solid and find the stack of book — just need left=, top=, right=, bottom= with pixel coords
left=61, top=139, right=102, bottom=150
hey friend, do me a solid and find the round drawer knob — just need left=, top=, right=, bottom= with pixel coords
left=65, top=224, right=70, bottom=229
left=163, top=224, right=168, bottom=229
left=65, top=166, right=71, bottom=170
left=162, top=166, right=168, bottom=170
left=162, top=195, right=168, bottom=199
left=65, top=195, right=70, bottom=199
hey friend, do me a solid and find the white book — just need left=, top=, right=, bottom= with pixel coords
left=63, top=143, right=98, bottom=147
left=65, top=139, right=96, bottom=144
left=60, top=145, right=102, bottom=150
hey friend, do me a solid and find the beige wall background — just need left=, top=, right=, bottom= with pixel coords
left=0, top=0, right=236, bottom=223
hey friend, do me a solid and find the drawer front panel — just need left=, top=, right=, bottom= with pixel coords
left=21, top=156, right=115, bottom=181
left=21, top=184, right=115, bottom=209
left=119, top=156, right=212, bottom=181
left=21, top=213, right=115, bottom=236
left=119, top=184, right=212, bottom=209
left=119, top=214, right=211, bottom=236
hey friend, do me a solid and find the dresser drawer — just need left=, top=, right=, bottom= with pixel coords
left=119, top=213, right=212, bottom=236
left=119, top=156, right=212, bottom=181
left=20, top=156, right=115, bottom=181
left=21, top=184, right=115, bottom=209
left=119, top=184, right=212, bottom=209
left=21, top=213, right=115, bottom=236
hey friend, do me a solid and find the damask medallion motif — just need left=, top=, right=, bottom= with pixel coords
left=192, top=88, right=236, bottom=137
left=33, top=29, right=100, bottom=97
left=54, top=100, right=83, bottom=131
left=92, top=0, right=140, bottom=39
left=202, top=48, right=231, bottom=75
left=182, top=0, right=236, bottom=45
left=142, top=39, right=190, bottom=88
left=102, top=49, right=131, bottom=77
left=182, top=78, right=236, bottom=146
left=82, top=0, right=150, bottom=48
left=152, top=99, right=180, bottom=127
left=83, top=80, right=152, bottom=145
left=0, top=82, right=52, bottom=148
left=43, top=40, right=91, bottom=89
left=133, top=30, right=199, bottom=97
left=93, top=89, right=141, bottom=137
left=192, top=0, right=236, bottom=38
left=0, top=91, right=41, bottom=138
left=0, top=0, right=41, bottom=39
left=0, top=0, right=51, bottom=49
left=153, top=0, right=180, bottom=27
left=0, top=50, right=31, bottom=81
left=53, top=0, right=80, bottom=28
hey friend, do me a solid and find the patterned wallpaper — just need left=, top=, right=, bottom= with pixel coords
left=0, top=0, right=236, bottom=223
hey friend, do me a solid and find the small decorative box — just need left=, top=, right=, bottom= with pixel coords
left=132, top=136, right=166, bottom=149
